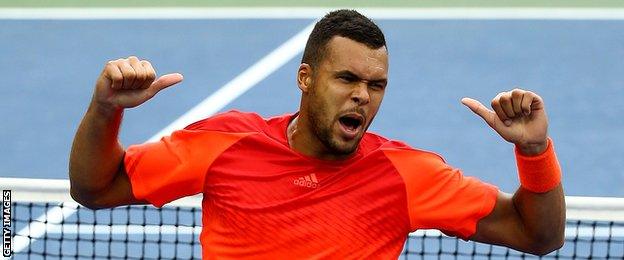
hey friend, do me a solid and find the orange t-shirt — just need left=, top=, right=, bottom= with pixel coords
left=124, top=111, right=498, bottom=259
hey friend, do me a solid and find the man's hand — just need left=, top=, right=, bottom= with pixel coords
left=93, top=56, right=183, bottom=111
left=461, top=89, right=548, bottom=155
left=70, top=56, right=182, bottom=209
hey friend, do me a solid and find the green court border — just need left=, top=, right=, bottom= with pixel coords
left=1, top=0, right=624, bottom=8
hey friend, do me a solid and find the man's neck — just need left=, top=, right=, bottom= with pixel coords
left=287, top=115, right=354, bottom=161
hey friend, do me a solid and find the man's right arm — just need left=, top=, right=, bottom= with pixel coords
left=69, top=56, right=183, bottom=209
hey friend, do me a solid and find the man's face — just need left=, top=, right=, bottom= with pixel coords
left=305, top=36, right=388, bottom=155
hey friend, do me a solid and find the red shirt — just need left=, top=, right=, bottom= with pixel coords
left=124, top=111, right=498, bottom=259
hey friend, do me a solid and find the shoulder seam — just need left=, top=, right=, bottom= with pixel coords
left=183, top=129, right=262, bottom=135
left=200, top=131, right=254, bottom=194
left=381, top=150, right=417, bottom=230
left=381, top=146, right=446, bottom=163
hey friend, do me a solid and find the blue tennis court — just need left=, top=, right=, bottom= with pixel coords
left=2, top=14, right=622, bottom=196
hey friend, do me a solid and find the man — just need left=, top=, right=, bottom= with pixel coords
left=69, top=9, right=564, bottom=258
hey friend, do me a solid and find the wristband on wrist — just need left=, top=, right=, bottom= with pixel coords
left=515, top=138, right=562, bottom=193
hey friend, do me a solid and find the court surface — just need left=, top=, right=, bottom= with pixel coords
left=1, top=9, right=623, bottom=198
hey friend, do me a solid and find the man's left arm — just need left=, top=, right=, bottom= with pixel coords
left=461, top=89, right=565, bottom=255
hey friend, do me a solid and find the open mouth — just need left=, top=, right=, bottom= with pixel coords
left=338, top=114, right=364, bottom=137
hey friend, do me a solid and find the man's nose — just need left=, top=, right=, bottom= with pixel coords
left=351, top=82, right=370, bottom=105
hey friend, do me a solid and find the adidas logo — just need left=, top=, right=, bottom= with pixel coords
left=293, top=173, right=319, bottom=188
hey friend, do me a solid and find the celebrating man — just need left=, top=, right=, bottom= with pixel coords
left=69, top=9, right=564, bottom=258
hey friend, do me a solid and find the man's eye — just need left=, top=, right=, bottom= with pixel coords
left=338, top=75, right=355, bottom=82
left=369, top=83, right=385, bottom=90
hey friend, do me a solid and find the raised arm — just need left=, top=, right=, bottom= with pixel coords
left=461, top=89, right=565, bottom=255
left=69, top=56, right=183, bottom=209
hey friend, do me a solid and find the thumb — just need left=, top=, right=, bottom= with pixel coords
left=150, top=73, right=184, bottom=93
left=461, top=97, right=497, bottom=128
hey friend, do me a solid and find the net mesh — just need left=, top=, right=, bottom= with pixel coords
left=9, top=201, right=624, bottom=259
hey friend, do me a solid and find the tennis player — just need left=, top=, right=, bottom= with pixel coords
left=69, top=9, right=564, bottom=258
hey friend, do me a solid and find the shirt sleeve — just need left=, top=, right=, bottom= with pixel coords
left=384, top=148, right=499, bottom=239
left=124, top=130, right=249, bottom=207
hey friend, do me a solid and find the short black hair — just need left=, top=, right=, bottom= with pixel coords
left=301, top=9, right=386, bottom=68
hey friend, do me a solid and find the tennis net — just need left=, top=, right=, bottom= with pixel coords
left=3, top=177, right=623, bottom=259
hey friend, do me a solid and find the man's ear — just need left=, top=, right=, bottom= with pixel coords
left=297, top=63, right=313, bottom=93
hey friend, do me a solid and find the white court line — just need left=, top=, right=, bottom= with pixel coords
left=3, top=7, right=624, bottom=20
left=147, top=21, right=315, bottom=142
left=11, top=21, right=316, bottom=254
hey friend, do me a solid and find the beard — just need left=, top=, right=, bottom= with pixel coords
left=306, top=89, right=360, bottom=156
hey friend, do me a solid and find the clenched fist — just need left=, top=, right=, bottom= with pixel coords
left=93, top=56, right=183, bottom=110
left=461, top=89, right=549, bottom=155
